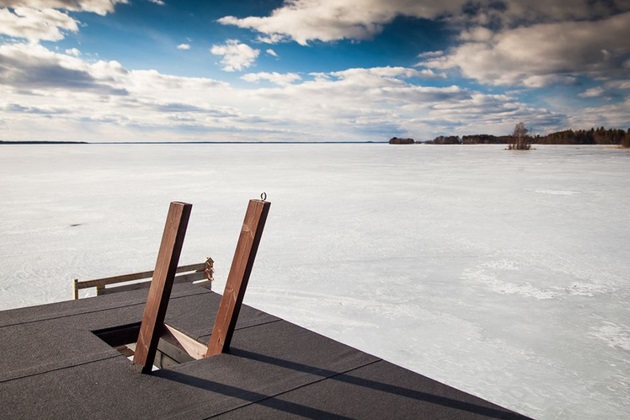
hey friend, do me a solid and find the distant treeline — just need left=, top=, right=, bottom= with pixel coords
left=534, top=127, right=628, bottom=145
left=388, top=137, right=416, bottom=144
left=0, top=140, right=88, bottom=145
left=423, top=127, right=630, bottom=147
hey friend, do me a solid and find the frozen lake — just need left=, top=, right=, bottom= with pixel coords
left=1, top=144, right=629, bottom=419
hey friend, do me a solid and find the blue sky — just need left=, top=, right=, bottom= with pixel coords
left=1, top=0, right=629, bottom=142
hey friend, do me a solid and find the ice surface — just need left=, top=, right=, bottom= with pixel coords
left=1, top=144, right=629, bottom=419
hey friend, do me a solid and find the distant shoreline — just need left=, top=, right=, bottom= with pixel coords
left=0, top=140, right=627, bottom=146
left=0, top=140, right=384, bottom=145
left=0, top=140, right=89, bottom=145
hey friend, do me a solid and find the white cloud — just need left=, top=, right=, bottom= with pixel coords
left=2, top=3, right=628, bottom=142
left=1, top=1, right=127, bottom=15
left=0, top=1, right=127, bottom=41
left=568, top=96, right=630, bottom=129
left=422, top=12, right=630, bottom=86
left=487, top=0, right=630, bottom=26
left=242, top=72, right=301, bottom=86
left=0, top=42, right=599, bottom=143
left=0, top=42, right=245, bottom=140
left=0, top=7, right=79, bottom=41
left=177, top=43, right=190, bottom=50
left=255, top=33, right=285, bottom=44
left=238, top=67, right=473, bottom=137
left=210, top=39, right=260, bottom=72
left=605, top=80, right=630, bottom=90
left=2, top=102, right=69, bottom=114
left=417, top=51, right=444, bottom=59
left=579, top=87, right=605, bottom=98
left=218, top=0, right=630, bottom=45
left=65, top=47, right=80, bottom=56
left=309, top=67, right=445, bottom=88
left=148, top=0, right=164, bottom=5
left=0, top=42, right=127, bottom=94
left=217, top=0, right=470, bottom=45
left=522, top=75, right=577, bottom=88
left=458, top=27, right=493, bottom=42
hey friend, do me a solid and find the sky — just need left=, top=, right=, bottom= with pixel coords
left=0, top=0, right=629, bottom=143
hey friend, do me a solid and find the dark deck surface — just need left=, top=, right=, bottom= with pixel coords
left=0, top=284, right=531, bottom=419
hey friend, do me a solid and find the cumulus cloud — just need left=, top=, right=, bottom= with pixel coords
left=1, top=1, right=127, bottom=14
left=568, top=96, right=630, bottom=129
left=0, top=42, right=243, bottom=140
left=0, top=42, right=578, bottom=142
left=65, top=47, right=80, bottom=56
left=218, top=0, right=630, bottom=45
left=0, top=0, right=127, bottom=41
left=239, top=66, right=472, bottom=136
left=210, top=39, right=260, bottom=72
left=605, top=80, right=630, bottom=90
left=421, top=12, right=630, bottom=86
left=579, top=87, right=605, bottom=98
left=458, top=27, right=493, bottom=42
left=323, top=67, right=453, bottom=94
left=217, top=0, right=468, bottom=45
left=0, top=42, right=127, bottom=94
left=0, top=7, right=79, bottom=41
left=177, top=43, right=190, bottom=50
left=2, top=103, right=69, bottom=114
left=217, top=1, right=630, bottom=95
left=242, top=72, right=301, bottom=85
left=521, top=75, right=577, bottom=88
left=2, top=2, right=628, bottom=142
left=153, top=102, right=237, bottom=117
left=480, top=0, right=630, bottom=26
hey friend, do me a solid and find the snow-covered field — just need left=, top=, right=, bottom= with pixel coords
left=1, top=144, right=629, bottom=419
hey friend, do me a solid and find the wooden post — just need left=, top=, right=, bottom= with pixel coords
left=133, top=202, right=192, bottom=373
left=206, top=199, right=270, bottom=356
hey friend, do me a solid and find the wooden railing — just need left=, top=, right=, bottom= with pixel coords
left=72, top=258, right=214, bottom=299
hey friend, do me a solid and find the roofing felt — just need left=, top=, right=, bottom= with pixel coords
left=0, top=283, right=531, bottom=419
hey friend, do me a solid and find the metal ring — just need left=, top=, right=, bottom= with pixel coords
left=260, top=192, right=267, bottom=201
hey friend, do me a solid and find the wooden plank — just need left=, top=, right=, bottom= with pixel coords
left=169, top=270, right=208, bottom=284
left=156, top=336, right=194, bottom=365
left=75, top=262, right=206, bottom=290
left=133, top=202, right=192, bottom=374
left=163, top=324, right=208, bottom=360
left=97, top=271, right=207, bottom=296
left=206, top=199, right=270, bottom=356
left=74, top=260, right=211, bottom=298
left=98, top=281, right=153, bottom=295
left=114, top=345, right=135, bottom=358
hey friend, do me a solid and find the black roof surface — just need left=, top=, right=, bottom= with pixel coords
left=0, top=283, right=531, bottom=419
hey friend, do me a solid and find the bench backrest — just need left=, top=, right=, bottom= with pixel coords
left=72, top=258, right=214, bottom=299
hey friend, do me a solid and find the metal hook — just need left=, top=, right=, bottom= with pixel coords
left=260, top=192, right=267, bottom=201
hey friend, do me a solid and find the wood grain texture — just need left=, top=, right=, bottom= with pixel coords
left=73, top=260, right=211, bottom=299
left=163, top=324, right=208, bottom=360
left=206, top=199, right=270, bottom=356
left=133, top=201, right=192, bottom=373
left=74, top=262, right=207, bottom=290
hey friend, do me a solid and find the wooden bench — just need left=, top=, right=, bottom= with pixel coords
left=72, top=258, right=214, bottom=299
